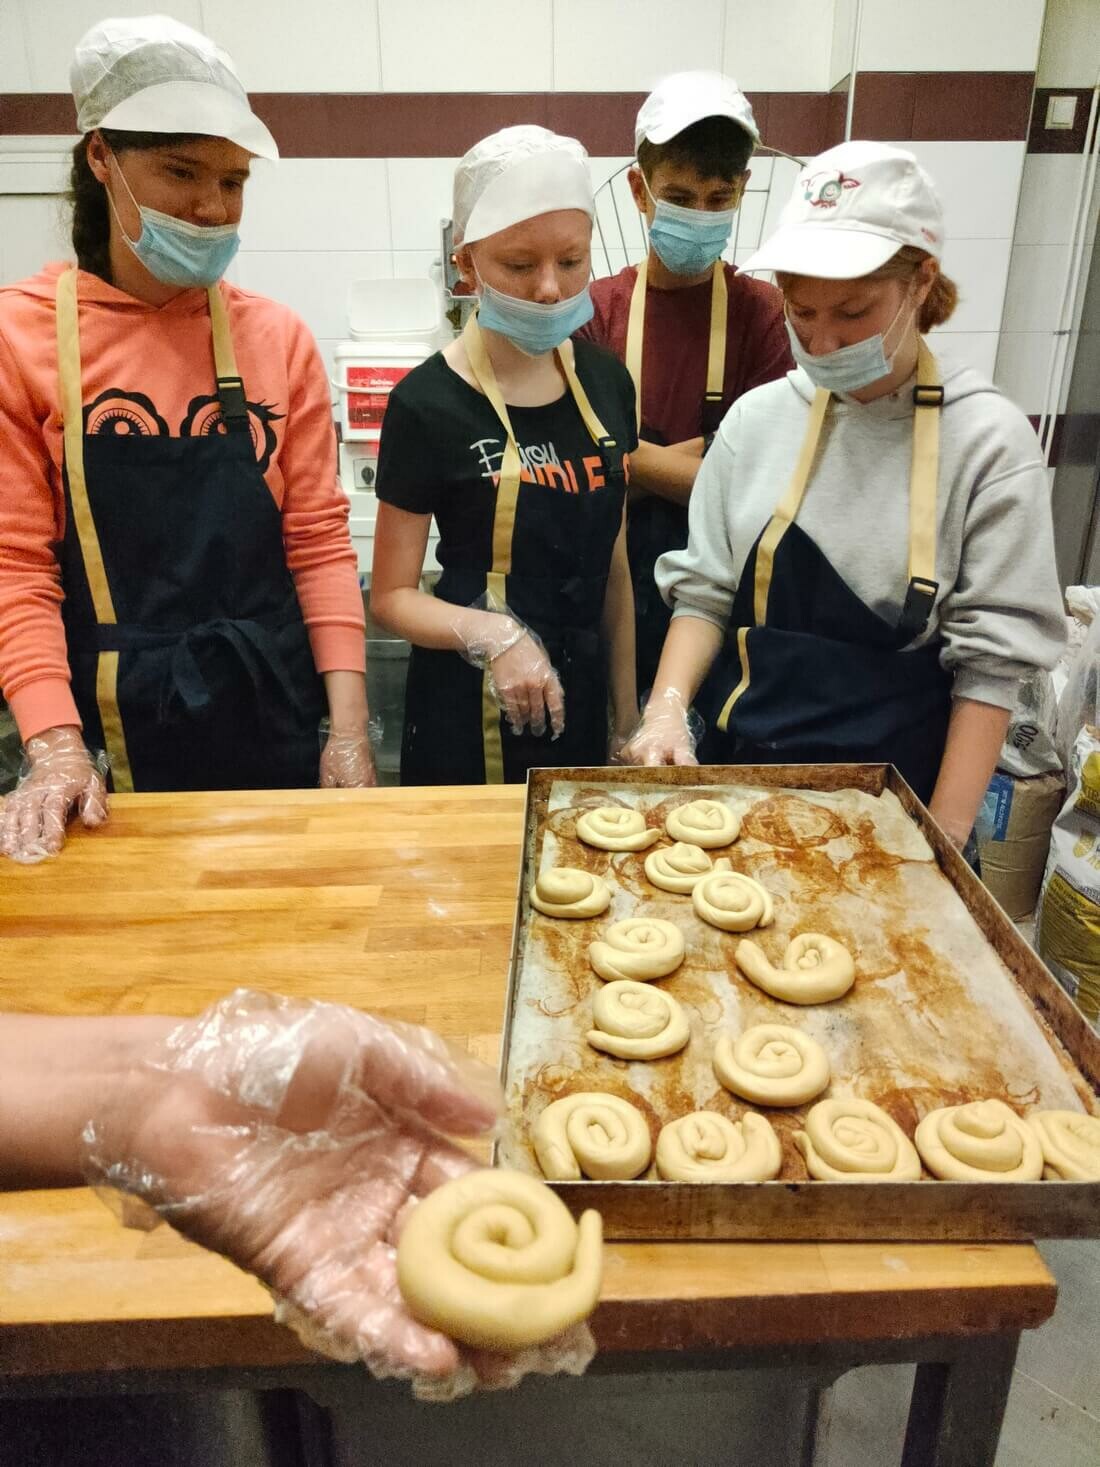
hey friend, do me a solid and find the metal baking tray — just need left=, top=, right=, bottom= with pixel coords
left=495, top=764, right=1100, bottom=1241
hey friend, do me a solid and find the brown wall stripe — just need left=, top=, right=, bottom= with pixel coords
left=2, top=74, right=1036, bottom=159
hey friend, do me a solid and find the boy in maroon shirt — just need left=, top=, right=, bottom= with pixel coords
left=578, top=71, right=792, bottom=693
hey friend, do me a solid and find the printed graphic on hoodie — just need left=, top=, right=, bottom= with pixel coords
left=83, top=387, right=284, bottom=471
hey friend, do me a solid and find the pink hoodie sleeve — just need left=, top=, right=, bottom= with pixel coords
left=278, top=314, right=366, bottom=674
left=0, top=323, right=81, bottom=740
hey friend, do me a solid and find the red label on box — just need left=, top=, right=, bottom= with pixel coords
left=346, top=365, right=409, bottom=431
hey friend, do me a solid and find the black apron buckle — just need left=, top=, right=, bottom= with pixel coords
left=216, top=374, right=251, bottom=433
left=913, top=383, right=945, bottom=408
left=898, top=575, right=939, bottom=638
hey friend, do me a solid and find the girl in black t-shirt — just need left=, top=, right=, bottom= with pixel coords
left=371, top=127, right=639, bottom=785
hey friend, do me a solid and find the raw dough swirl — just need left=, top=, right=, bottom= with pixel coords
left=713, top=1024, right=831, bottom=1107
left=915, top=1100, right=1043, bottom=1182
left=735, top=933, right=855, bottom=1004
left=588, top=917, right=685, bottom=982
left=692, top=869, right=774, bottom=932
left=534, top=1092, right=652, bottom=1180
left=396, top=1168, right=603, bottom=1350
left=664, top=799, right=741, bottom=848
left=1028, top=1109, right=1100, bottom=1181
left=587, top=980, right=689, bottom=1060
left=644, top=842, right=726, bottom=893
left=576, top=806, right=660, bottom=851
left=530, top=867, right=611, bottom=919
left=795, top=1098, right=921, bottom=1180
left=656, top=1110, right=781, bottom=1182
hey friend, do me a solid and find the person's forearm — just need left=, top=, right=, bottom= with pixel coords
left=629, top=440, right=701, bottom=508
left=649, top=614, right=725, bottom=706
left=929, top=696, right=1011, bottom=846
left=602, top=526, right=638, bottom=736
left=0, top=1014, right=174, bottom=1188
left=371, top=586, right=518, bottom=658
left=322, top=670, right=370, bottom=734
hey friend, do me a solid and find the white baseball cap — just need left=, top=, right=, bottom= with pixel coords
left=635, top=70, right=759, bottom=153
left=71, top=15, right=278, bottom=162
left=740, top=140, right=944, bottom=279
left=453, top=126, right=592, bottom=246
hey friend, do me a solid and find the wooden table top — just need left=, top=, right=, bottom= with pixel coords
left=0, top=788, right=1055, bottom=1379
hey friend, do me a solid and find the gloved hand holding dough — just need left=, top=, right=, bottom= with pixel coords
left=692, top=869, right=774, bottom=932
left=396, top=1169, right=603, bottom=1350
left=656, top=1111, right=781, bottom=1182
left=795, top=1098, right=921, bottom=1180
left=644, top=843, right=726, bottom=893
left=587, top=981, right=689, bottom=1060
left=735, top=933, right=854, bottom=1004
left=588, top=917, right=685, bottom=982
left=664, top=799, right=740, bottom=848
left=575, top=806, right=660, bottom=851
left=915, top=1100, right=1043, bottom=1181
left=530, top=868, right=611, bottom=919
left=713, top=1024, right=830, bottom=1107
left=534, top=1092, right=652, bottom=1180
left=1027, top=1109, right=1100, bottom=1180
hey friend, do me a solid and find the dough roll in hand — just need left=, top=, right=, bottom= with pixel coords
left=915, top=1100, right=1043, bottom=1182
left=587, top=980, right=689, bottom=1060
left=396, top=1169, right=603, bottom=1351
left=692, top=869, right=774, bottom=932
left=534, top=1092, right=652, bottom=1180
left=735, top=933, right=855, bottom=1004
left=713, top=1024, right=830, bottom=1107
left=588, top=917, right=685, bottom=982
left=664, top=799, right=741, bottom=848
left=656, top=1110, right=781, bottom=1182
left=530, top=867, right=612, bottom=919
left=576, top=806, right=660, bottom=851
left=795, top=1098, right=921, bottom=1180
left=1027, top=1109, right=1100, bottom=1180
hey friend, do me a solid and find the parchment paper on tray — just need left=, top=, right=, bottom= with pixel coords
left=500, top=777, right=1094, bottom=1181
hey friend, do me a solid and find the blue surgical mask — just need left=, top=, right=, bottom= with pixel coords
left=785, top=297, right=914, bottom=395
left=108, top=155, right=240, bottom=288
left=475, top=275, right=594, bottom=356
left=644, top=178, right=735, bottom=277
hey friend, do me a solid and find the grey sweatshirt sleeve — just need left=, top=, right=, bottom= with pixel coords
left=654, top=408, right=742, bottom=629
left=939, top=424, right=1066, bottom=710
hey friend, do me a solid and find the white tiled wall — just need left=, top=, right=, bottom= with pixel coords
left=1036, top=0, right=1100, bottom=88
left=855, top=0, right=1045, bottom=73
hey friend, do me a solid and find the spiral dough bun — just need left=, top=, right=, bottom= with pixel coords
left=575, top=806, right=660, bottom=852
left=1028, top=1109, right=1100, bottom=1181
left=656, top=1110, right=781, bottom=1182
left=795, top=1098, right=921, bottom=1180
left=713, top=1024, right=830, bottom=1107
left=587, top=980, right=689, bottom=1060
left=735, top=933, right=855, bottom=1004
left=530, top=867, right=612, bottom=919
left=915, top=1100, right=1043, bottom=1182
left=664, top=799, right=741, bottom=848
left=644, top=842, right=724, bottom=894
left=396, top=1168, right=603, bottom=1351
left=692, top=869, right=774, bottom=932
left=588, top=917, right=685, bottom=983
left=534, top=1092, right=652, bottom=1180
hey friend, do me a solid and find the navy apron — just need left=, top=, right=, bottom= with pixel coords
left=624, top=258, right=728, bottom=695
left=54, top=267, right=324, bottom=793
left=401, top=314, right=626, bottom=786
left=697, top=340, right=952, bottom=803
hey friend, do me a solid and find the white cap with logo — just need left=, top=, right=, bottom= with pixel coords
left=71, top=14, right=278, bottom=162
left=740, top=140, right=944, bottom=279
left=453, top=125, right=593, bottom=247
left=635, top=70, right=759, bottom=153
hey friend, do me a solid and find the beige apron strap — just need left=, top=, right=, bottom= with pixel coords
left=556, top=337, right=615, bottom=447
left=55, top=267, right=134, bottom=791
left=704, top=260, right=728, bottom=421
left=207, top=283, right=241, bottom=382
left=751, top=385, right=831, bottom=626
left=624, top=258, right=647, bottom=434
left=909, top=338, right=940, bottom=587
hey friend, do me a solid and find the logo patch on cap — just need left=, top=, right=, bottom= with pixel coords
left=802, top=170, right=861, bottom=209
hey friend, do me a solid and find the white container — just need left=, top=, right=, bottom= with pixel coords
left=333, top=278, right=450, bottom=447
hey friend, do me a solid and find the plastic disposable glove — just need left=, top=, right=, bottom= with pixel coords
left=320, top=721, right=380, bottom=788
left=80, top=991, right=592, bottom=1398
left=0, top=726, right=108, bottom=864
left=619, top=689, right=702, bottom=767
left=457, top=608, right=565, bottom=740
